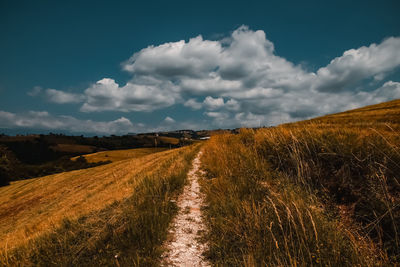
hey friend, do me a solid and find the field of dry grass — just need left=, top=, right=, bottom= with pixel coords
left=0, top=145, right=200, bottom=265
left=200, top=99, right=400, bottom=265
left=297, top=99, right=400, bottom=130
left=157, top=136, right=180, bottom=145
left=72, top=147, right=168, bottom=163
left=1, top=99, right=399, bottom=266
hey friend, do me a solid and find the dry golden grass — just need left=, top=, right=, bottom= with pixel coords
left=294, top=99, right=400, bottom=130
left=201, top=129, right=393, bottom=266
left=0, top=147, right=184, bottom=252
left=158, top=136, right=180, bottom=145
left=1, top=144, right=201, bottom=265
left=72, top=147, right=168, bottom=163
left=200, top=99, right=400, bottom=265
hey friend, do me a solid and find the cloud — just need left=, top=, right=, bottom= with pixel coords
left=37, top=26, right=400, bottom=129
left=163, top=116, right=175, bottom=123
left=80, top=78, right=180, bottom=112
left=118, top=26, right=400, bottom=126
left=225, top=98, right=240, bottom=111
left=28, top=86, right=85, bottom=104
left=27, top=86, right=43, bottom=96
left=0, top=110, right=139, bottom=134
left=0, top=110, right=210, bottom=134
left=123, top=35, right=221, bottom=79
left=313, top=37, right=400, bottom=92
left=45, top=89, right=85, bottom=104
left=373, top=81, right=400, bottom=100
left=184, top=98, right=202, bottom=110
left=204, top=111, right=231, bottom=126
left=180, top=75, right=242, bottom=95
left=143, top=116, right=208, bottom=132
left=203, top=96, right=224, bottom=110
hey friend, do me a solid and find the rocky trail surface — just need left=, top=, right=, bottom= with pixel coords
left=161, top=151, right=210, bottom=267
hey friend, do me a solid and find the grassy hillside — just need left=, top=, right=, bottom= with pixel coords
left=0, top=133, right=183, bottom=184
left=298, top=99, right=400, bottom=129
left=1, top=99, right=399, bottom=266
left=72, top=147, right=169, bottom=163
left=200, top=99, right=400, bottom=265
left=0, top=144, right=200, bottom=266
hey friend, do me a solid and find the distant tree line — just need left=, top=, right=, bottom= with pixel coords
left=0, top=144, right=109, bottom=186
left=0, top=132, right=191, bottom=186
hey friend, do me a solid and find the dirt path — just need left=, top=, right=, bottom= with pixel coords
left=161, top=151, right=209, bottom=267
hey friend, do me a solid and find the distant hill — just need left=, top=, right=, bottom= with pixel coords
left=0, top=133, right=183, bottom=184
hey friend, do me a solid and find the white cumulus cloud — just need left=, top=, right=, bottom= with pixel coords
left=45, top=89, right=85, bottom=104
left=81, top=78, right=180, bottom=112
left=184, top=98, right=203, bottom=110
left=163, top=116, right=175, bottom=123
left=0, top=110, right=139, bottom=134
left=32, top=26, right=400, bottom=129
left=312, top=37, right=400, bottom=92
left=203, top=96, right=225, bottom=110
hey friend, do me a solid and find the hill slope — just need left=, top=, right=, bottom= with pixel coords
left=0, top=145, right=200, bottom=265
left=302, top=99, right=400, bottom=128
left=200, top=99, right=400, bottom=265
left=71, top=147, right=168, bottom=163
left=1, top=99, right=399, bottom=266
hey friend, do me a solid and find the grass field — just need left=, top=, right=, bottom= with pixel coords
left=72, top=147, right=169, bottom=163
left=0, top=144, right=200, bottom=265
left=1, top=99, right=399, bottom=266
left=200, top=99, right=400, bottom=265
left=298, top=98, right=400, bottom=130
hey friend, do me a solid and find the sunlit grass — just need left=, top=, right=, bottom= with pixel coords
left=295, top=99, right=400, bottom=131
left=71, top=147, right=169, bottom=163
left=0, top=144, right=201, bottom=265
left=200, top=99, right=400, bottom=265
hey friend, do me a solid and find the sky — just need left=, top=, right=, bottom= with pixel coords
left=0, top=0, right=400, bottom=135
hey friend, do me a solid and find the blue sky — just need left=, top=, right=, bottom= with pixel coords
left=0, top=0, right=399, bottom=135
